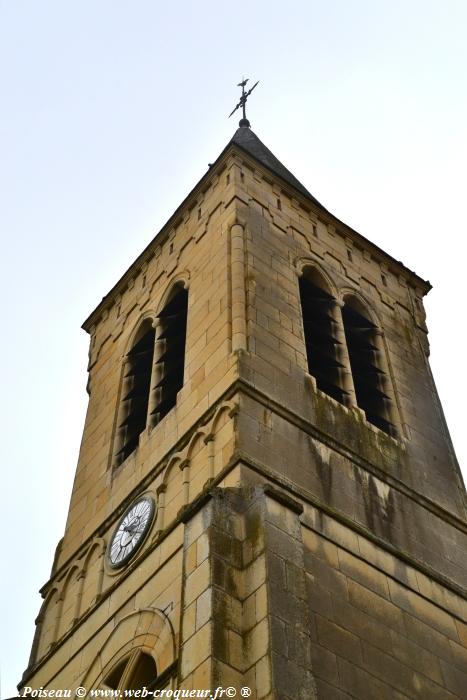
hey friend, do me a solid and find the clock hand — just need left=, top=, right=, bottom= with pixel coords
left=123, top=516, right=142, bottom=534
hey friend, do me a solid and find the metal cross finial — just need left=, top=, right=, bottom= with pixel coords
left=229, top=77, right=259, bottom=127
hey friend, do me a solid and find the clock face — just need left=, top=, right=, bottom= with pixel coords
left=108, top=497, right=155, bottom=568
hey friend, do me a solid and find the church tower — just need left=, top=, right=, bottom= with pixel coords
left=21, top=116, right=467, bottom=698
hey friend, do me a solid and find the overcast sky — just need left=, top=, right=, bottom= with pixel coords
left=1, top=1, right=466, bottom=695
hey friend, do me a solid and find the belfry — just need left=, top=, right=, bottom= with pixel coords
left=21, top=97, right=467, bottom=698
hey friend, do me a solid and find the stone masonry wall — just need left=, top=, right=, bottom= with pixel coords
left=235, top=393, right=467, bottom=589
left=57, top=159, right=243, bottom=569
left=303, top=512, right=467, bottom=698
left=233, top=157, right=465, bottom=516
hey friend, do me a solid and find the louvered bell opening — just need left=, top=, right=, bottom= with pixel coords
left=116, top=326, right=155, bottom=465
left=300, top=277, right=346, bottom=405
left=342, top=304, right=394, bottom=436
left=127, top=329, right=155, bottom=355
left=121, top=383, right=151, bottom=401
left=151, top=288, right=188, bottom=425
left=117, top=435, right=140, bottom=463
left=150, top=375, right=181, bottom=418
left=151, top=357, right=185, bottom=388
left=364, top=412, right=397, bottom=437
left=123, top=347, right=154, bottom=378
left=349, top=352, right=385, bottom=376
left=119, top=403, right=148, bottom=428
left=122, top=361, right=155, bottom=402
left=152, top=393, right=177, bottom=421
left=157, top=291, right=188, bottom=318
left=154, top=342, right=185, bottom=364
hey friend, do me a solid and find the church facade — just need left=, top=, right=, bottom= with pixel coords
left=21, top=124, right=467, bottom=698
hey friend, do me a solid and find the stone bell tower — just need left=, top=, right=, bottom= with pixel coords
left=21, top=117, right=467, bottom=698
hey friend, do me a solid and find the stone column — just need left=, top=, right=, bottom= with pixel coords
left=230, top=223, right=247, bottom=353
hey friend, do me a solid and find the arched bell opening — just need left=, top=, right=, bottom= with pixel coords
left=299, top=268, right=348, bottom=405
left=149, top=285, right=188, bottom=427
left=114, top=318, right=156, bottom=466
left=342, top=296, right=397, bottom=437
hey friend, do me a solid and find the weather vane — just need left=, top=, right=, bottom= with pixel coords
left=229, top=78, right=259, bottom=127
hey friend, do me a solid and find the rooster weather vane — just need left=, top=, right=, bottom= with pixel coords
left=229, top=78, right=259, bottom=127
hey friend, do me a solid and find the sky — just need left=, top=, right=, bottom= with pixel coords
left=1, top=0, right=466, bottom=695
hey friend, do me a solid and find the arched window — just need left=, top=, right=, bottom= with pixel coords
left=114, top=320, right=156, bottom=466
left=150, top=285, right=188, bottom=427
left=299, top=270, right=347, bottom=405
left=102, top=651, right=157, bottom=690
left=112, top=285, right=189, bottom=467
left=342, top=298, right=396, bottom=436
left=83, top=609, right=176, bottom=692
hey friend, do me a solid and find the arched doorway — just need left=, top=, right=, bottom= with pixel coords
left=101, top=650, right=157, bottom=690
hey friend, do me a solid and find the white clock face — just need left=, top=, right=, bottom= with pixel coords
left=108, top=497, right=155, bottom=568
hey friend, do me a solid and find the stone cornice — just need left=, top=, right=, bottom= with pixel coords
left=236, top=377, right=467, bottom=536
left=42, top=377, right=467, bottom=599
left=82, top=138, right=431, bottom=334
left=235, top=451, right=467, bottom=604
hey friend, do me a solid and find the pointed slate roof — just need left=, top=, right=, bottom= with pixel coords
left=230, top=126, right=326, bottom=210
